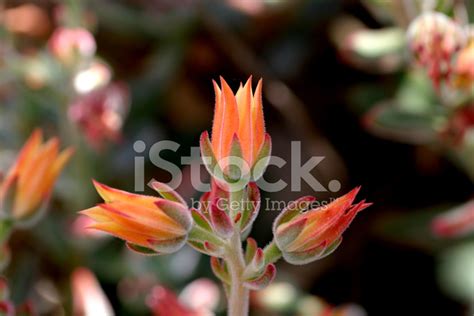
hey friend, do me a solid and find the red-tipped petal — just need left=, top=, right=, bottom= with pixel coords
left=149, top=180, right=187, bottom=206
left=240, top=182, right=261, bottom=232
left=210, top=257, right=230, bottom=284
left=244, top=237, right=258, bottom=264
left=210, top=201, right=234, bottom=238
left=243, top=263, right=276, bottom=290
left=191, top=208, right=213, bottom=231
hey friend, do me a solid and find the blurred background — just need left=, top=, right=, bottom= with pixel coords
left=0, top=0, right=473, bottom=315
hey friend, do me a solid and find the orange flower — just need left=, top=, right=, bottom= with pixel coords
left=80, top=181, right=192, bottom=254
left=273, top=188, right=371, bottom=265
left=211, top=77, right=266, bottom=168
left=0, top=129, right=73, bottom=221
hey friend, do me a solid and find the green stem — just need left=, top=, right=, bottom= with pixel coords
left=224, top=189, right=249, bottom=316
left=263, top=240, right=282, bottom=264
left=225, top=230, right=248, bottom=316
left=188, top=225, right=225, bottom=247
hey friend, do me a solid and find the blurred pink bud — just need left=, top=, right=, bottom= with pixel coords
left=147, top=279, right=219, bottom=316
left=48, top=27, right=96, bottom=65
left=407, top=12, right=466, bottom=88
left=71, top=268, right=113, bottom=316
left=179, top=279, right=220, bottom=313
left=68, top=83, right=129, bottom=150
left=432, top=200, right=474, bottom=238
left=147, top=286, right=198, bottom=316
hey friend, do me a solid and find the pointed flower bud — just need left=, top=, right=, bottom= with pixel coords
left=273, top=187, right=371, bottom=265
left=80, top=181, right=192, bottom=255
left=0, top=129, right=74, bottom=222
left=207, top=77, right=271, bottom=180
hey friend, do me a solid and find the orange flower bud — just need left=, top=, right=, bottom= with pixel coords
left=211, top=77, right=267, bottom=169
left=273, top=188, right=371, bottom=265
left=80, top=181, right=192, bottom=254
left=0, top=129, right=74, bottom=221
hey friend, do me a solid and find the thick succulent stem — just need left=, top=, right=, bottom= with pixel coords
left=225, top=189, right=249, bottom=316
left=226, top=231, right=249, bottom=316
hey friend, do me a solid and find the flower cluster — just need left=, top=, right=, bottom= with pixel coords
left=80, top=77, right=370, bottom=315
